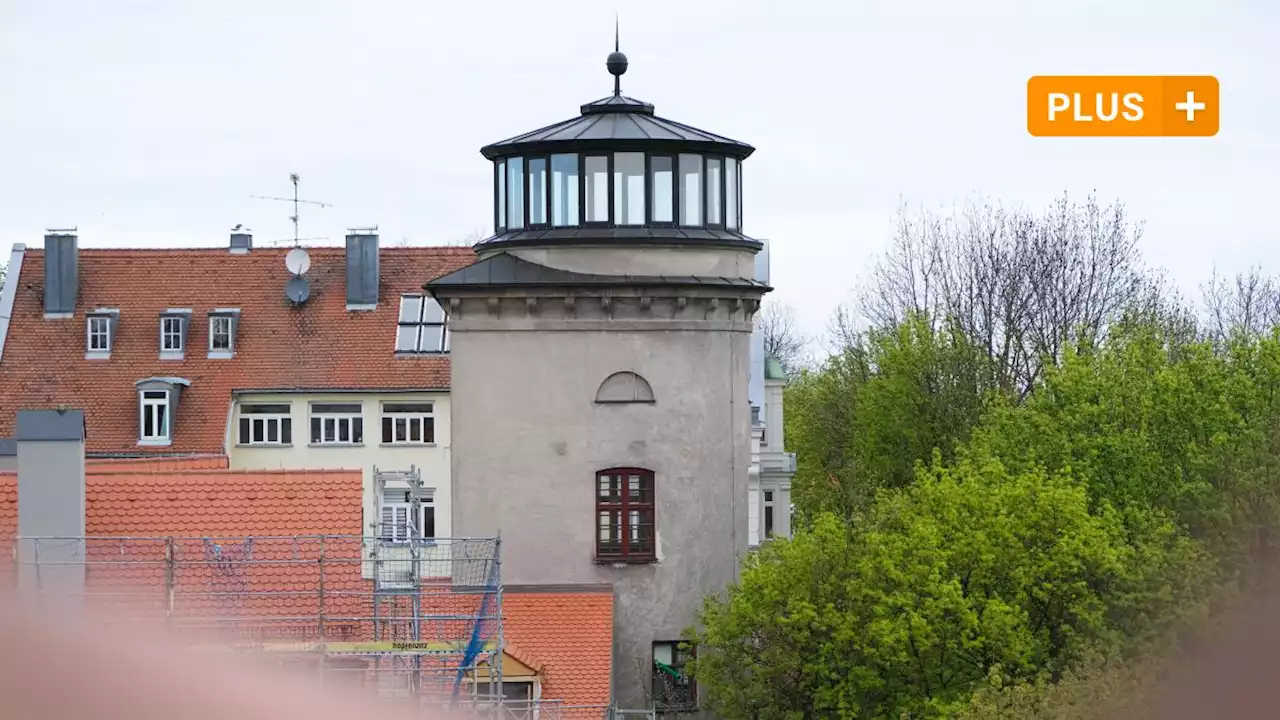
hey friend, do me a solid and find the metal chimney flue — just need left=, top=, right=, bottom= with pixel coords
left=345, top=227, right=380, bottom=310
left=230, top=227, right=253, bottom=254
left=43, top=229, right=79, bottom=318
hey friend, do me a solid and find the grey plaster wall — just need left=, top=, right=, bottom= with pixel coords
left=449, top=303, right=753, bottom=709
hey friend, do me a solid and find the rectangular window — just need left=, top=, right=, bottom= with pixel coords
left=87, top=315, right=111, bottom=352
left=528, top=157, right=548, bottom=225
left=237, top=403, right=293, bottom=446
left=309, top=403, right=364, bottom=445
left=596, top=468, right=655, bottom=561
left=395, top=295, right=449, bottom=353
left=678, top=154, right=702, bottom=226
left=161, top=316, right=184, bottom=352
left=550, top=153, right=579, bottom=226
left=613, top=152, right=645, bottom=226
left=507, top=156, right=525, bottom=229
left=653, top=641, right=697, bottom=711
left=379, top=490, right=436, bottom=542
left=725, top=157, right=739, bottom=230
left=650, top=156, right=674, bottom=223
left=705, top=156, right=723, bottom=226
left=209, top=315, right=233, bottom=352
left=381, top=402, right=435, bottom=444
left=496, top=160, right=507, bottom=230
left=584, top=155, right=609, bottom=223
left=764, top=490, right=775, bottom=538
left=139, top=390, right=169, bottom=442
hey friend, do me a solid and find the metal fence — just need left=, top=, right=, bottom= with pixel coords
left=8, top=535, right=507, bottom=707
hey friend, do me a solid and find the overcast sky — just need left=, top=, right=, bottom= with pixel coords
left=2, top=0, right=1277, bottom=345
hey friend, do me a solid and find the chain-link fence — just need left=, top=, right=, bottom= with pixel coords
left=8, top=535, right=506, bottom=706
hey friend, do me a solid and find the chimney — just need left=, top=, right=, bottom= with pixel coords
left=345, top=228, right=380, bottom=310
left=230, top=228, right=253, bottom=254
left=15, top=408, right=87, bottom=601
left=43, top=230, right=79, bottom=317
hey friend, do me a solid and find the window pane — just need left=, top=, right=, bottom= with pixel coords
left=239, top=418, right=250, bottom=444
left=650, top=156, right=673, bottom=223
left=421, top=296, right=445, bottom=323
left=144, top=391, right=167, bottom=400
left=706, top=157, right=723, bottom=225
left=423, top=507, right=436, bottom=538
left=398, top=296, right=423, bottom=323
left=409, top=418, right=422, bottom=442
left=679, top=154, right=702, bottom=226
left=550, top=153, right=579, bottom=226
left=156, top=404, right=167, bottom=437
left=422, top=417, right=435, bottom=443
left=323, top=418, right=335, bottom=442
left=496, top=160, right=506, bottom=230
left=310, top=417, right=321, bottom=443
left=338, top=418, right=350, bottom=443
left=281, top=419, right=291, bottom=445
left=396, top=326, right=419, bottom=352
left=312, top=403, right=361, bottom=414
left=144, top=407, right=155, bottom=438
left=384, top=403, right=433, bottom=414
left=267, top=419, right=279, bottom=443
left=613, top=152, right=645, bottom=226
left=725, top=158, right=738, bottom=230
left=528, top=157, right=547, bottom=225
left=395, top=418, right=408, bottom=442
left=381, top=417, right=393, bottom=443
left=584, top=156, right=608, bottom=222
left=507, top=157, right=524, bottom=229
left=352, top=418, right=363, bottom=444
left=418, top=325, right=445, bottom=353
left=765, top=505, right=774, bottom=537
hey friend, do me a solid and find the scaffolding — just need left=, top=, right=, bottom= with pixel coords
left=9, top=532, right=508, bottom=711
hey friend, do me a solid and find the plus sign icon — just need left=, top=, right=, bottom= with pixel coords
left=1026, top=75, right=1219, bottom=137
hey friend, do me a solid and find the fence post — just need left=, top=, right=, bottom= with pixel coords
left=165, top=537, right=176, bottom=624
left=318, top=536, right=327, bottom=645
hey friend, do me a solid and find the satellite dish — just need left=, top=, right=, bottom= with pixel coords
left=285, top=247, right=311, bottom=276
left=286, top=276, right=311, bottom=304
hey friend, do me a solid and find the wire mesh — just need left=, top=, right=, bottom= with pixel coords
left=7, top=535, right=508, bottom=707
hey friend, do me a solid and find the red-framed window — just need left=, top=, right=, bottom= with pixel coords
left=596, top=468, right=656, bottom=562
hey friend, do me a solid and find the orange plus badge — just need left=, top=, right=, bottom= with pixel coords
left=1027, top=75, right=1219, bottom=137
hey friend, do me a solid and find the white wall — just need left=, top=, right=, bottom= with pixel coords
left=226, top=391, right=452, bottom=539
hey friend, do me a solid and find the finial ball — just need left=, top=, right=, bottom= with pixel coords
left=607, top=51, right=628, bottom=77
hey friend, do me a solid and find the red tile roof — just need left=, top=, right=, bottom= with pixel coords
left=503, top=591, right=614, bottom=713
left=86, top=455, right=229, bottom=472
left=0, top=246, right=475, bottom=455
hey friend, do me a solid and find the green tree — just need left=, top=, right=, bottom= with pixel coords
left=786, top=315, right=997, bottom=521
left=691, top=458, right=1212, bottom=719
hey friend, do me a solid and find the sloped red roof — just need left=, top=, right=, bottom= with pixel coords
left=0, top=467, right=361, bottom=537
left=503, top=590, right=614, bottom=713
left=0, top=246, right=475, bottom=454
left=86, top=455, right=229, bottom=472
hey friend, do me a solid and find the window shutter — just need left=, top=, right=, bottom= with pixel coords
left=381, top=505, right=396, bottom=540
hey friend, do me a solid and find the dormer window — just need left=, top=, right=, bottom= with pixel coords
left=396, top=294, right=449, bottom=354
left=159, top=310, right=191, bottom=359
left=208, top=309, right=240, bottom=358
left=85, top=309, right=118, bottom=359
left=135, top=377, right=189, bottom=446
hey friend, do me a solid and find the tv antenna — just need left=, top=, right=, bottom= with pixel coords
left=250, top=173, right=332, bottom=247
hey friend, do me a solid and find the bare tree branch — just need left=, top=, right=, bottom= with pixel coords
left=855, top=192, right=1156, bottom=393
left=757, top=300, right=810, bottom=374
